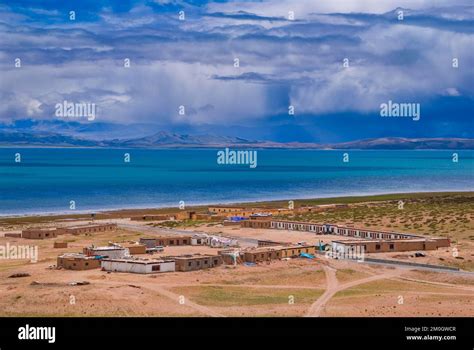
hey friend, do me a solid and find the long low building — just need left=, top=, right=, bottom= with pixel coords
left=22, top=223, right=116, bottom=239
left=267, top=220, right=429, bottom=240
left=332, top=238, right=450, bottom=254
left=101, top=258, right=175, bottom=274
left=243, top=245, right=317, bottom=263
left=241, top=218, right=451, bottom=253
left=64, top=223, right=117, bottom=235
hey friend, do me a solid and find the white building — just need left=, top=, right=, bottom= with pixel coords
left=101, top=258, right=175, bottom=274
left=84, top=246, right=130, bottom=259
left=209, top=236, right=238, bottom=248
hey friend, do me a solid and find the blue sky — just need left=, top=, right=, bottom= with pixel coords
left=0, top=0, right=473, bottom=142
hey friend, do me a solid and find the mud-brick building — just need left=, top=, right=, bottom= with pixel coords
left=57, top=253, right=101, bottom=270
left=280, top=245, right=317, bottom=258
left=22, top=228, right=58, bottom=239
left=174, top=254, right=223, bottom=272
left=122, top=243, right=147, bottom=255
left=139, top=235, right=192, bottom=247
left=243, top=248, right=282, bottom=263
left=242, top=244, right=317, bottom=263
left=240, top=219, right=271, bottom=229
left=64, top=223, right=117, bottom=235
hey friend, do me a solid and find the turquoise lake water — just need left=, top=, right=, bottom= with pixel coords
left=0, top=148, right=472, bottom=216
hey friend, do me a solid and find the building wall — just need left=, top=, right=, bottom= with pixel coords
left=195, top=214, right=226, bottom=221
left=209, top=207, right=245, bottom=214
left=57, top=257, right=100, bottom=270
left=101, top=260, right=175, bottom=274
left=53, top=242, right=68, bottom=248
left=4, top=233, right=21, bottom=238
left=280, top=246, right=316, bottom=258
left=22, top=230, right=58, bottom=239
left=65, top=224, right=117, bottom=235
left=333, top=239, right=447, bottom=254
left=243, top=250, right=282, bottom=263
left=83, top=247, right=129, bottom=259
left=174, top=256, right=223, bottom=272
left=240, top=220, right=271, bottom=229
left=243, top=245, right=316, bottom=262
left=126, top=245, right=147, bottom=255
left=155, top=236, right=191, bottom=246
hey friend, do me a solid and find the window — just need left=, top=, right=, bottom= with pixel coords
left=214, top=259, right=218, bottom=265
left=204, top=260, right=208, bottom=265
left=376, top=244, right=381, bottom=250
left=152, top=265, right=160, bottom=271
left=85, top=263, right=89, bottom=266
left=196, top=261, right=200, bottom=266
left=188, top=262, right=192, bottom=267
left=389, top=244, right=394, bottom=250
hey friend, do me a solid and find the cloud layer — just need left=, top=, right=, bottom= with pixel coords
left=0, top=0, right=473, bottom=141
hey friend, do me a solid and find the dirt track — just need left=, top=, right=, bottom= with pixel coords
left=305, top=265, right=404, bottom=317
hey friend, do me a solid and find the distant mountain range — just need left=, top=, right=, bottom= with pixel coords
left=0, top=129, right=473, bottom=149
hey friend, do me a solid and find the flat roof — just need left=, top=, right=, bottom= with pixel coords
left=59, top=253, right=97, bottom=260
left=333, top=238, right=435, bottom=244
left=101, top=258, right=174, bottom=264
left=87, top=246, right=127, bottom=251
left=24, top=227, right=57, bottom=231
left=67, top=223, right=116, bottom=229
left=245, top=244, right=315, bottom=253
left=172, top=254, right=220, bottom=260
left=269, top=220, right=427, bottom=237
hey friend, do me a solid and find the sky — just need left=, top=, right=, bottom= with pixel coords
left=0, top=0, right=473, bottom=143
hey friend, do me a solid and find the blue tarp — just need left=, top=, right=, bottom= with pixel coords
left=300, top=253, right=315, bottom=259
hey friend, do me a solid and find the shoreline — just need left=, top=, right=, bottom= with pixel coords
left=0, top=190, right=472, bottom=220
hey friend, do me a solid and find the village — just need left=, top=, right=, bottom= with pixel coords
left=1, top=197, right=473, bottom=317
left=6, top=203, right=452, bottom=276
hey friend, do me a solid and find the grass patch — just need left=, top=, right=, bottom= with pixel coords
left=170, top=286, right=324, bottom=307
